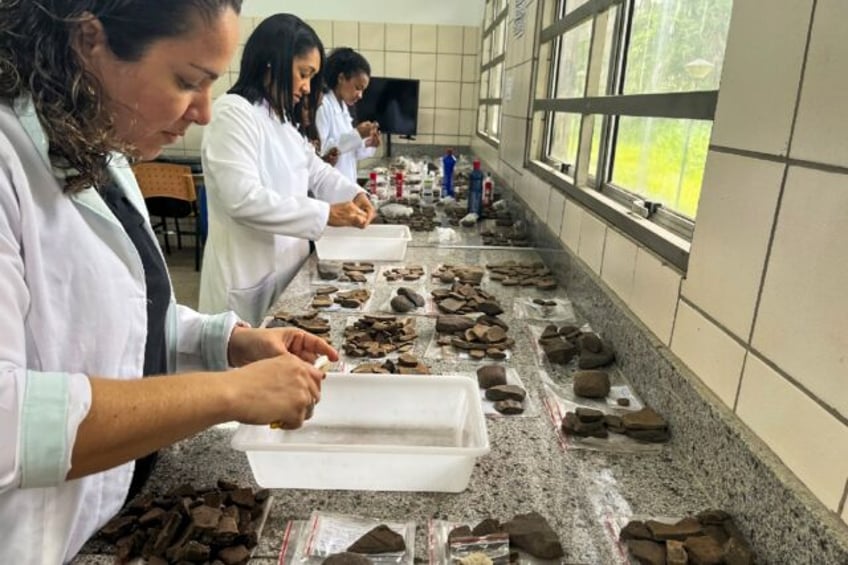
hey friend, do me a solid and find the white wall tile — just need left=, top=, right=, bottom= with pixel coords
left=500, top=116, right=525, bottom=171
left=229, top=45, right=243, bottom=72
left=630, top=249, right=681, bottom=345
left=434, top=109, right=461, bottom=135
left=737, top=354, right=848, bottom=511
left=307, top=19, right=333, bottom=47
left=711, top=0, right=811, bottom=156
left=361, top=51, right=384, bottom=76
left=671, top=301, right=747, bottom=407
left=459, top=110, right=475, bottom=137
left=436, top=54, right=463, bottom=82
left=791, top=0, right=848, bottom=167
left=546, top=190, right=565, bottom=237
left=600, top=229, right=637, bottom=304
left=211, top=72, right=233, bottom=100
left=359, top=22, right=385, bottom=51
left=682, top=151, right=784, bottom=340
left=419, top=81, right=436, bottom=109
left=560, top=199, right=583, bottom=252
left=410, top=53, right=437, bottom=81
left=437, top=25, right=465, bottom=54
left=436, top=82, right=462, bottom=110
left=385, top=24, right=411, bottom=51
left=433, top=134, right=461, bottom=146
left=412, top=24, right=438, bottom=52
left=463, top=26, right=480, bottom=55
left=332, top=21, right=358, bottom=49
left=503, top=61, right=531, bottom=119
left=183, top=124, right=204, bottom=153
left=417, top=108, right=436, bottom=134
left=752, top=166, right=848, bottom=417
left=462, top=55, right=480, bottom=83
left=237, top=17, right=255, bottom=45
left=385, top=52, right=411, bottom=78
left=460, top=83, right=478, bottom=109
left=529, top=177, right=552, bottom=223
left=577, top=212, right=606, bottom=275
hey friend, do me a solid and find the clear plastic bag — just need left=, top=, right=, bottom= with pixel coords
left=380, top=203, right=415, bottom=218
left=372, top=285, right=437, bottom=317
left=540, top=371, right=661, bottom=454
left=278, top=520, right=307, bottom=564
left=512, top=297, right=577, bottom=323
left=423, top=330, right=512, bottom=362
left=293, top=511, right=416, bottom=565
left=428, top=520, right=565, bottom=565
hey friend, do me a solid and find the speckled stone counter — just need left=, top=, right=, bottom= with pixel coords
left=74, top=203, right=848, bottom=564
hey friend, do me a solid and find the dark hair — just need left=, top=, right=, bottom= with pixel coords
left=324, top=47, right=371, bottom=91
left=0, top=0, right=242, bottom=193
left=230, top=14, right=325, bottom=130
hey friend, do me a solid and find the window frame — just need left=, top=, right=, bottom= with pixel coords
left=527, top=0, right=724, bottom=271
left=477, top=0, right=510, bottom=147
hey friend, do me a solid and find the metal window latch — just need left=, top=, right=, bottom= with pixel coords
left=631, top=199, right=662, bottom=219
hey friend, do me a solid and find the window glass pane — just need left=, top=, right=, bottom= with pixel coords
left=611, top=116, right=712, bottom=218
left=484, top=0, right=494, bottom=29
left=554, top=19, right=592, bottom=99
left=480, top=69, right=490, bottom=100
left=589, top=115, right=602, bottom=181
left=548, top=112, right=581, bottom=173
left=490, top=63, right=503, bottom=99
left=478, top=105, right=488, bottom=133
left=595, top=7, right=619, bottom=96
left=540, top=0, right=560, bottom=29
left=489, top=105, right=501, bottom=137
left=564, top=0, right=590, bottom=16
left=482, top=34, right=492, bottom=64
left=624, top=0, right=732, bottom=94
left=492, top=21, right=505, bottom=59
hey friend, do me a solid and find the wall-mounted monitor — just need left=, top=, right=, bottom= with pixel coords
left=355, top=77, right=419, bottom=136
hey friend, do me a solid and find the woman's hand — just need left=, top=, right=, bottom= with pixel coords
left=353, top=192, right=377, bottom=224
left=227, top=352, right=325, bottom=429
left=356, top=120, right=378, bottom=139
left=365, top=129, right=381, bottom=148
left=328, top=201, right=370, bottom=228
left=228, top=326, right=338, bottom=368
left=322, top=146, right=340, bottom=166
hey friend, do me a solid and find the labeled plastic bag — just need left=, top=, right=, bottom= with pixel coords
left=293, top=511, right=416, bottom=565
left=379, top=203, right=414, bottom=219
left=512, top=297, right=577, bottom=323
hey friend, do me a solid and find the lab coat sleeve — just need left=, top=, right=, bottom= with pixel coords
left=0, top=161, right=92, bottom=492
left=202, top=98, right=329, bottom=240
left=315, top=100, right=366, bottom=156
left=171, top=304, right=240, bottom=372
left=306, top=148, right=366, bottom=204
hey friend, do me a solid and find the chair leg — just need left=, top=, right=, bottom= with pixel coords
left=175, top=217, right=183, bottom=250
left=161, top=216, right=171, bottom=254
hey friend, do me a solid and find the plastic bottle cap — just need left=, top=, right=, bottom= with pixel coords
left=446, top=148, right=454, bottom=155
left=473, top=160, right=481, bottom=170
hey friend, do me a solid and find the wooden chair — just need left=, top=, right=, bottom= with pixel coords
left=132, top=162, right=197, bottom=255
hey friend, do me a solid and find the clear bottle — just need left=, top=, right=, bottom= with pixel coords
left=483, top=173, right=494, bottom=207
left=467, top=160, right=484, bottom=217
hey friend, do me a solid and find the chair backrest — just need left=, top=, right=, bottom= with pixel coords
left=132, top=162, right=196, bottom=202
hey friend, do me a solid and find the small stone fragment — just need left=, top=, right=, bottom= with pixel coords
left=347, top=524, right=406, bottom=554
left=390, top=295, right=415, bottom=313
left=477, top=365, right=507, bottom=389
left=494, top=399, right=524, bottom=415
left=572, top=370, right=611, bottom=398
left=502, top=512, right=564, bottom=559
left=627, top=539, right=667, bottom=565
left=683, top=535, right=723, bottom=565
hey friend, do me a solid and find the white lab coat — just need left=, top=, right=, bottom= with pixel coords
left=0, top=99, right=239, bottom=564
left=315, top=93, right=376, bottom=183
left=199, top=94, right=364, bottom=326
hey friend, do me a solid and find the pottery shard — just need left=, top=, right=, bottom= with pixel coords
left=494, top=399, right=524, bottom=415
left=627, top=539, right=667, bottom=565
left=317, top=261, right=342, bottom=280
left=619, top=521, right=653, bottom=542
left=540, top=325, right=559, bottom=339
left=398, top=353, right=419, bottom=367
left=484, top=326, right=507, bottom=343
left=218, top=544, right=251, bottom=565
left=315, top=286, right=339, bottom=295
left=397, top=287, right=425, bottom=307
left=323, top=552, right=373, bottom=565
left=486, top=348, right=507, bottom=360
left=390, top=295, right=415, bottom=313
left=477, top=301, right=503, bottom=316
left=485, top=384, right=526, bottom=402
left=437, top=315, right=475, bottom=333
left=578, top=347, right=616, bottom=369
left=695, top=509, right=731, bottom=526
left=622, top=408, right=668, bottom=431
left=683, top=535, right=723, bottom=565
left=472, top=518, right=502, bottom=537
left=723, top=535, right=755, bottom=565
left=574, top=407, right=604, bottom=422
left=312, top=295, right=334, bottom=308
left=578, top=333, right=603, bottom=353
left=502, top=512, right=564, bottom=560
left=541, top=339, right=579, bottom=365
left=438, top=297, right=466, bottom=313
left=647, top=517, right=702, bottom=541
left=448, top=525, right=473, bottom=541
left=666, top=540, right=687, bottom=565
left=572, top=370, right=611, bottom=398
left=562, top=412, right=608, bottom=438
left=347, top=524, right=406, bottom=554
left=476, top=365, right=507, bottom=389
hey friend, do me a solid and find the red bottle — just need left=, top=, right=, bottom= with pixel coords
left=368, top=171, right=378, bottom=195
left=483, top=174, right=494, bottom=207
left=395, top=171, right=404, bottom=198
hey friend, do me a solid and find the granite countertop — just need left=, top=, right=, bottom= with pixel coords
left=74, top=236, right=717, bottom=564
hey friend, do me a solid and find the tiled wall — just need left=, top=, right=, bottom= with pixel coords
left=163, top=17, right=481, bottom=159
left=472, top=0, right=848, bottom=524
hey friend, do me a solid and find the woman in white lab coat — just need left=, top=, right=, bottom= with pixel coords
left=0, top=2, right=337, bottom=563
left=200, top=14, right=376, bottom=326
left=316, top=48, right=382, bottom=183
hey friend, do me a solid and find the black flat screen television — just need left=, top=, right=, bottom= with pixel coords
left=355, top=77, right=419, bottom=136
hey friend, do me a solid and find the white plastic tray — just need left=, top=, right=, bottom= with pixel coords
left=315, top=225, right=412, bottom=261
left=231, top=373, right=489, bottom=493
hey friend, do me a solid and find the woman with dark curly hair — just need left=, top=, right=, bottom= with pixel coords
left=316, top=47, right=381, bottom=182
left=0, top=2, right=337, bottom=561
